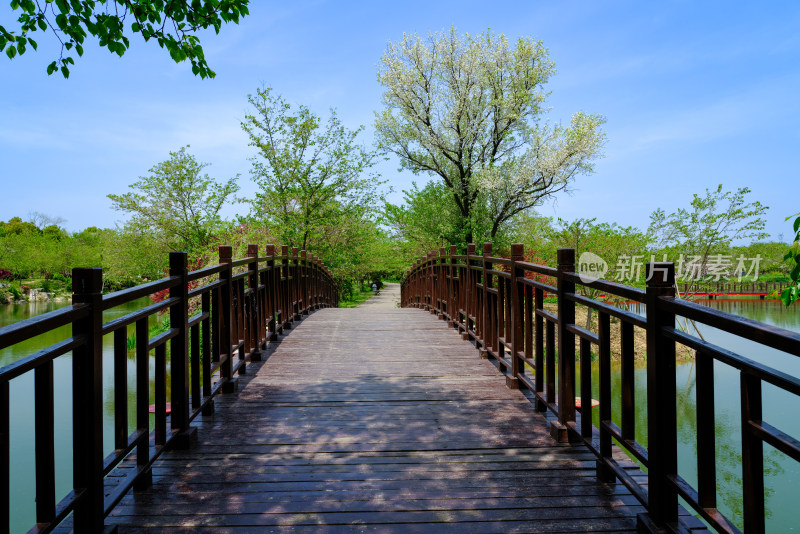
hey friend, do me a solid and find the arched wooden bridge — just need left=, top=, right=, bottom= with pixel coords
left=1, top=243, right=798, bottom=533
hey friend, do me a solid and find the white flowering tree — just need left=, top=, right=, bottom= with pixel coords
left=375, top=27, right=606, bottom=246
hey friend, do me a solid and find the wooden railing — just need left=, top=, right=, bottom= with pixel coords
left=401, top=244, right=800, bottom=534
left=0, top=244, right=337, bottom=533
left=678, top=281, right=785, bottom=296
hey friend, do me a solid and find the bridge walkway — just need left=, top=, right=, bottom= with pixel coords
left=106, top=284, right=644, bottom=533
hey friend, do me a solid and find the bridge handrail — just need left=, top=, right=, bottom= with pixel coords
left=0, top=243, right=338, bottom=534
left=401, top=243, right=798, bottom=534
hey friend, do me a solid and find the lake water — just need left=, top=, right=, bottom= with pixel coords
left=1, top=296, right=798, bottom=532
left=0, top=298, right=161, bottom=532
left=605, top=297, right=800, bottom=531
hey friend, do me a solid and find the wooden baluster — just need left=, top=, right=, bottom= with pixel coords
left=696, top=349, right=717, bottom=511
left=534, top=286, right=546, bottom=412
left=301, top=250, right=309, bottom=314
left=34, top=359, right=55, bottom=525
left=265, top=245, right=278, bottom=340
left=154, top=344, right=167, bottom=447
left=113, top=327, right=128, bottom=450
left=448, top=245, right=457, bottom=327
left=201, top=291, right=214, bottom=416
left=281, top=246, right=292, bottom=329
left=246, top=244, right=262, bottom=361
left=190, top=320, right=200, bottom=412
left=466, top=243, right=475, bottom=338
left=0, top=379, right=8, bottom=534
left=621, top=321, right=635, bottom=442
left=741, top=372, right=765, bottom=533
left=597, top=311, right=614, bottom=481
left=134, top=318, right=152, bottom=489
left=438, top=247, right=446, bottom=318
left=292, top=248, right=300, bottom=320
left=219, top=245, right=236, bottom=393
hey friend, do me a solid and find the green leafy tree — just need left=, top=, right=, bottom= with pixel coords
left=376, top=27, right=606, bottom=245
left=648, top=185, right=769, bottom=291
left=108, top=146, right=239, bottom=255
left=99, top=228, right=167, bottom=288
left=0, top=216, right=40, bottom=236
left=517, top=216, right=650, bottom=327
left=242, top=87, right=385, bottom=253
left=781, top=212, right=800, bottom=306
left=1, top=0, right=249, bottom=78
left=384, top=181, right=463, bottom=260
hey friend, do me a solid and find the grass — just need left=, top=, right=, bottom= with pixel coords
left=338, top=285, right=376, bottom=308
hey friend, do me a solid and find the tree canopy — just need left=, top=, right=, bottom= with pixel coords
left=107, top=146, right=239, bottom=254
left=242, top=87, right=385, bottom=253
left=1, top=0, right=249, bottom=78
left=647, top=184, right=769, bottom=279
left=376, top=27, right=606, bottom=245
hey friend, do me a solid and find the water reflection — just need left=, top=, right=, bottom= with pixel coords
left=609, top=297, right=800, bottom=531
left=1, top=298, right=164, bottom=532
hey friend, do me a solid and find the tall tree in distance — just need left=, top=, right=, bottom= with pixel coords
left=242, top=87, right=384, bottom=253
left=1, top=0, right=249, bottom=78
left=376, top=27, right=606, bottom=246
left=647, top=184, right=769, bottom=286
left=108, top=146, right=239, bottom=255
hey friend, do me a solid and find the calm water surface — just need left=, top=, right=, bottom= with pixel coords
left=0, top=298, right=160, bottom=532
left=607, top=297, right=800, bottom=531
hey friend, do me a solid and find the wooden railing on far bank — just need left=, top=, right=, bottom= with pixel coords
left=0, top=244, right=337, bottom=534
left=401, top=243, right=800, bottom=534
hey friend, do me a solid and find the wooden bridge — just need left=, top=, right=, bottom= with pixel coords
left=105, top=284, right=646, bottom=532
left=1, top=243, right=799, bottom=533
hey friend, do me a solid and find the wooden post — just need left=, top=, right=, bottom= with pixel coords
left=218, top=245, right=237, bottom=393
left=741, top=373, right=765, bottom=532
left=292, top=247, right=301, bottom=320
left=640, top=261, right=678, bottom=531
left=507, top=243, right=525, bottom=389
left=448, top=245, right=457, bottom=327
left=0, top=379, right=8, bottom=534
left=552, top=248, right=578, bottom=443
left=71, top=267, right=104, bottom=532
left=246, top=244, right=263, bottom=361
left=265, top=245, right=278, bottom=341
left=301, top=250, right=310, bottom=315
left=169, top=251, right=196, bottom=448
left=480, top=243, right=492, bottom=352
left=438, top=247, right=446, bottom=318
left=281, top=245, right=292, bottom=329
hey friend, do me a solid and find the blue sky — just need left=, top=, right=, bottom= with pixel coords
left=1, top=1, right=798, bottom=241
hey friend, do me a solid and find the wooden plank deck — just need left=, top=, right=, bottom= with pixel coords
left=107, top=284, right=644, bottom=533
